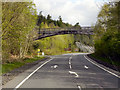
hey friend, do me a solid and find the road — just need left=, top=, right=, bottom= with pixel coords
left=3, top=53, right=120, bottom=89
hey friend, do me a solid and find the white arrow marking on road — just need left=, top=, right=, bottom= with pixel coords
left=84, top=65, right=89, bottom=69
left=69, top=71, right=79, bottom=77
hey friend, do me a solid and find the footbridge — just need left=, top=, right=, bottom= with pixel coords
left=36, top=27, right=94, bottom=40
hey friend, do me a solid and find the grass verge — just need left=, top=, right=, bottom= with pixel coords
left=2, top=56, right=45, bottom=74
left=90, top=53, right=120, bottom=67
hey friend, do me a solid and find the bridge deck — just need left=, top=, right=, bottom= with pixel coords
left=36, top=27, right=94, bottom=39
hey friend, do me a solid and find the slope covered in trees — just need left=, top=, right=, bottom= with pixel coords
left=34, top=12, right=81, bottom=55
left=2, top=1, right=94, bottom=63
left=2, top=2, right=83, bottom=63
left=93, top=2, right=120, bottom=64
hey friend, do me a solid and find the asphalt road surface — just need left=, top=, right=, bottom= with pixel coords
left=3, top=53, right=120, bottom=90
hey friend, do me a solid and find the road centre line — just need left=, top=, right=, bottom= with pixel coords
left=69, top=59, right=71, bottom=65
left=69, top=56, right=72, bottom=69
left=69, top=56, right=72, bottom=60
left=78, top=86, right=81, bottom=90
left=69, top=64, right=72, bottom=69
left=50, top=57, right=68, bottom=58
left=84, top=55, right=120, bottom=78
left=14, top=58, right=53, bottom=90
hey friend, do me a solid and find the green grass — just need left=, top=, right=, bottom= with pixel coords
left=2, top=56, right=45, bottom=74
left=90, top=53, right=120, bottom=66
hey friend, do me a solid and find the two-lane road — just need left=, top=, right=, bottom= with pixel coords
left=3, top=53, right=120, bottom=89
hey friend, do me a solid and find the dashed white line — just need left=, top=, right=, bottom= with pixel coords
left=50, top=57, right=68, bottom=58
left=69, top=57, right=72, bottom=60
left=84, top=55, right=120, bottom=78
left=14, top=58, right=53, bottom=90
left=69, top=60, right=71, bottom=65
left=77, top=85, right=82, bottom=90
left=69, top=71, right=79, bottom=77
left=69, top=56, right=72, bottom=69
left=69, top=64, right=72, bottom=69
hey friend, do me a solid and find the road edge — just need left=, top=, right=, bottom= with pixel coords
left=2, top=57, right=50, bottom=85
left=14, top=58, right=53, bottom=89
left=84, top=55, right=120, bottom=78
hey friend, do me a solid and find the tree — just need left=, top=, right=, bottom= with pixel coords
left=2, top=2, right=37, bottom=62
left=94, top=2, right=120, bottom=61
left=59, top=16, right=62, bottom=22
left=57, top=16, right=63, bottom=27
left=74, top=22, right=81, bottom=29
left=47, top=14, right=52, bottom=26
left=47, top=14, right=51, bottom=20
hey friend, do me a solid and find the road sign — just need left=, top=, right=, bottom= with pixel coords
left=38, top=49, right=40, bottom=52
left=37, top=49, right=40, bottom=57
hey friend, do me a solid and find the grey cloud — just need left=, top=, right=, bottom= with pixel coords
left=34, top=0, right=102, bottom=26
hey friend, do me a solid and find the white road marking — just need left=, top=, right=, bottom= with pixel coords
left=69, top=71, right=79, bottom=77
left=50, top=57, right=68, bottom=58
left=69, top=64, right=72, bottom=69
left=63, top=53, right=89, bottom=55
left=84, top=65, right=89, bottom=69
left=77, top=85, right=82, bottom=90
left=84, top=55, right=120, bottom=78
left=53, top=65, right=58, bottom=68
left=14, top=58, right=53, bottom=90
left=69, top=56, right=72, bottom=69
left=51, top=65, right=58, bottom=69
left=69, top=60, right=71, bottom=65
left=69, top=57, right=72, bottom=60
left=51, top=66, right=53, bottom=68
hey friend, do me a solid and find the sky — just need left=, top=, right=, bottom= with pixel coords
left=33, top=0, right=109, bottom=26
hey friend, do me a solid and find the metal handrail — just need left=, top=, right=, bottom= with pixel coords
left=40, top=27, right=93, bottom=31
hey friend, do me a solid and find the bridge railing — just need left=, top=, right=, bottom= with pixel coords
left=36, top=27, right=94, bottom=39
left=39, top=27, right=93, bottom=32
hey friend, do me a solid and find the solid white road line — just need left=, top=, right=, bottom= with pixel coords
left=69, top=71, right=79, bottom=77
left=77, top=85, right=82, bottom=90
left=14, top=58, right=53, bottom=90
left=84, top=55, right=120, bottom=78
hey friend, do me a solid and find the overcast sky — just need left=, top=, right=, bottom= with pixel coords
left=33, top=0, right=109, bottom=26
